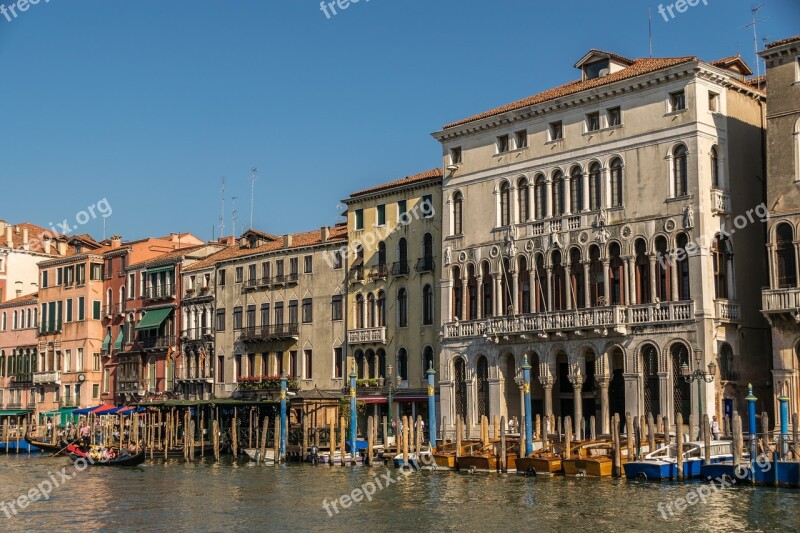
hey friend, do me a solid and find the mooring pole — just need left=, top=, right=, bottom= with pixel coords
left=427, top=360, right=437, bottom=452
left=349, top=364, right=357, bottom=464
left=280, top=373, right=288, bottom=461
left=779, top=393, right=789, bottom=460
left=746, top=383, right=757, bottom=481
left=522, top=355, right=533, bottom=456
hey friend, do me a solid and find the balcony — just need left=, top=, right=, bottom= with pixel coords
left=368, top=264, right=388, bottom=281
left=415, top=258, right=435, bottom=273
left=140, top=335, right=175, bottom=351
left=33, top=371, right=61, bottom=384
left=181, top=327, right=213, bottom=341
left=443, top=301, right=695, bottom=340
left=38, top=322, right=62, bottom=336
left=10, top=373, right=32, bottom=384
left=715, top=299, right=741, bottom=323
left=348, top=326, right=387, bottom=345
left=392, top=261, right=410, bottom=277
left=761, top=287, right=800, bottom=317
left=711, top=189, right=731, bottom=215
left=350, top=266, right=365, bottom=284
left=103, top=303, right=126, bottom=318
left=142, top=285, right=175, bottom=301
left=238, top=324, right=299, bottom=343
left=273, top=273, right=299, bottom=287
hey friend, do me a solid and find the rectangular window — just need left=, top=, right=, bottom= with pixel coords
left=274, top=302, right=284, bottom=325
left=128, top=274, right=135, bottom=298
left=260, top=303, right=270, bottom=327
left=235, top=266, right=243, bottom=283
left=290, top=258, right=299, bottom=276
left=496, top=134, right=509, bottom=153
left=216, top=309, right=226, bottom=331
left=262, top=261, right=270, bottom=279
left=64, top=349, right=72, bottom=372
left=607, top=107, right=621, bottom=127
left=549, top=121, right=563, bottom=141
left=377, top=204, right=386, bottom=226
left=332, top=250, right=343, bottom=269
left=586, top=112, right=600, bottom=131
left=64, top=266, right=74, bottom=286
left=92, top=300, right=101, bottom=320
left=303, top=255, right=313, bottom=274
left=65, top=299, right=73, bottom=322
left=333, top=347, right=343, bottom=379
left=670, top=90, right=686, bottom=111
left=76, top=348, right=84, bottom=372
left=92, top=384, right=99, bottom=399
left=397, top=200, right=407, bottom=218
left=103, top=369, right=110, bottom=392
left=57, top=267, right=63, bottom=286
left=355, top=209, right=364, bottom=230
left=288, top=300, right=298, bottom=325
left=246, top=305, right=256, bottom=328
left=708, top=91, right=719, bottom=112
left=93, top=353, right=101, bottom=372
left=302, top=298, right=313, bottom=323
left=248, top=264, right=256, bottom=282
left=233, top=306, right=243, bottom=330
left=78, top=297, right=85, bottom=321
left=42, top=270, right=49, bottom=288
left=515, top=129, right=528, bottom=149
left=276, top=260, right=284, bottom=277
left=90, top=263, right=103, bottom=280
left=217, top=356, right=225, bottom=383
left=450, top=147, right=462, bottom=165
left=76, top=264, right=85, bottom=286
left=303, top=350, right=312, bottom=380
left=331, top=295, right=343, bottom=321
left=218, top=269, right=226, bottom=286
left=421, top=194, right=433, bottom=218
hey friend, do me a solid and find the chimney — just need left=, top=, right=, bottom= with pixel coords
left=321, top=226, right=330, bottom=243
left=0, top=220, right=6, bottom=234
left=22, top=228, right=29, bottom=248
left=171, top=233, right=180, bottom=243
left=57, top=240, right=67, bottom=256
left=43, top=236, right=51, bottom=254
left=283, top=234, right=293, bottom=248
left=6, top=226, right=12, bottom=247
left=111, top=235, right=122, bottom=249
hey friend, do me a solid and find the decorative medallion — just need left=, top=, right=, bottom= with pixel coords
left=621, top=225, right=632, bottom=240
left=664, top=219, right=676, bottom=233
left=579, top=231, right=590, bottom=245
left=489, top=245, right=500, bottom=258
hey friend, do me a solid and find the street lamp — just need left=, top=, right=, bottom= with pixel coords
left=386, top=364, right=394, bottom=436
left=681, top=351, right=716, bottom=438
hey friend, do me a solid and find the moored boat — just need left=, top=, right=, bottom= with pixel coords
left=243, top=448, right=275, bottom=464
left=624, top=440, right=732, bottom=480
left=68, top=451, right=146, bottom=467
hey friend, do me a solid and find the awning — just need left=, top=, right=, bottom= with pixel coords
left=113, top=330, right=124, bottom=350
left=72, top=405, right=105, bottom=415
left=393, top=396, right=430, bottom=403
left=0, top=410, right=31, bottom=417
left=101, top=332, right=111, bottom=351
left=147, top=266, right=174, bottom=275
left=358, top=396, right=387, bottom=404
left=135, top=307, right=172, bottom=330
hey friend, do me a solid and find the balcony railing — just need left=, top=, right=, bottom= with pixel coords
left=140, top=335, right=175, bottom=350
left=103, top=303, right=127, bottom=318
left=238, top=324, right=300, bottom=343
left=762, top=286, right=800, bottom=314
left=33, top=371, right=61, bottom=384
left=10, top=374, right=33, bottom=384
left=715, top=299, right=741, bottom=322
left=350, top=267, right=365, bottom=283
left=142, top=285, right=175, bottom=300
left=368, top=264, right=388, bottom=281
left=39, top=322, right=62, bottom=335
left=415, top=258, right=435, bottom=273
left=443, top=301, right=695, bottom=339
left=348, top=326, right=387, bottom=345
left=181, top=327, right=213, bottom=341
left=711, top=189, right=731, bottom=215
left=392, top=261, right=410, bottom=276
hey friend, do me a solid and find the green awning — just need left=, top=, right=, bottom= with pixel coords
left=0, top=410, right=31, bottom=417
left=135, top=307, right=172, bottom=331
left=147, top=266, right=174, bottom=275
left=114, top=330, right=124, bottom=350
left=101, top=332, right=111, bottom=351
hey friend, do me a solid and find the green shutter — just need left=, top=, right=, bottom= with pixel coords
left=92, top=301, right=101, bottom=320
left=78, top=297, right=85, bottom=321
left=114, top=327, right=124, bottom=350
left=66, top=299, right=73, bottom=322
left=48, top=302, right=55, bottom=332
left=57, top=301, right=63, bottom=331
left=101, top=333, right=111, bottom=351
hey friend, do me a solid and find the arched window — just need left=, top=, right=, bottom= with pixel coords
left=378, top=241, right=387, bottom=268
left=535, top=254, right=548, bottom=312
left=642, top=344, right=661, bottom=417
left=552, top=170, right=565, bottom=217
left=569, top=247, right=584, bottom=308
left=499, top=181, right=511, bottom=226
left=423, top=233, right=433, bottom=264
left=454, top=358, right=467, bottom=420
left=12, top=311, right=17, bottom=330
left=398, top=348, right=408, bottom=381
left=570, top=166, right=583, bottom=213
left=355, top=350, right=365, bottom=379
left=552, top=250, right=565, bottom=311
left=367, top=293, right=376, bottom=327
left=477, top=356, right=489, bottom=418
left=452, top=267, right=462, bottom=320
left=609, top=242, right=624, bottom=305
left=397, top=288, right=408, bottom=327
left=1, top=312, right=5, bottom=331
left=635, top=239, right=650, bottom=304
left=671, top=343, right=691, bottom=421
left=467, top=265, right=478, bottom=320
left=519, top=257, right=531, bottom=314
left=0, top=350, right=4, bottom=377
left=655, top=236, right=671, bottom=302
left=355, top=294, right=364, bottom=329
left=423, top=284, right=434, bottom=325
left=453, top=192, right=463, bottom=235
left=377, top=291, right=386, bottom=327
left=719, top=343, right=734, bottom=381
left=589, top=162, right=602, bottom=210
left=776, top=223, right=797, bottom=288
left=423, top=346, right=434, bottom=375
left=518, top=177, right=529, bottom=221
left=712, top=235, right=731, bottom=299
left=673, top=144, right=688, bottom=197
left=534, top=175, right=547, bottom=220
left=710, top=146, right=719, bottom=188
left=481, top=262, right=493, bottom=317
left=106, top=288, right=113, bottom=309
left=676, top=233, right=691, bottom=299
left=610, top=157, right=623, bottom=207
left=398, top=238, right=408, bottom=274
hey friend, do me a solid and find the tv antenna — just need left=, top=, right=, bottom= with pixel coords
left=231, top=196, right=238, bottom=239
left=249, top=167, right=257, bottom=230
left=743, top=3, right=767, bottom=79
left=219, top=177, right=226, bottom=239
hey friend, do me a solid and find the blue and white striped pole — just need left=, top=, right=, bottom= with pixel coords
left=779, top=393, right=789, bottom=459
left=746, top=384, right=757, bottom=463
left=427, top=360, right=436, bottom=451
left=280, top=374, right=288, bottom=461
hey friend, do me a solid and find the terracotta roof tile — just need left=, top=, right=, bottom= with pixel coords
left=127, top=244, right=210, bottom=269
left=0, top=222, right=68, bottom=256
left=349, top=168, right=443, bottom=198
left=0, top=292, right=38, bottom=306
left=442, top=56, right=698, bottom=129
left=765, top=35, right=800, bottom=49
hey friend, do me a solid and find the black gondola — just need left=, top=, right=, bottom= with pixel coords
left=68, top=451, right=146, bottom=467
left=24, top=432, right=72, bottom=455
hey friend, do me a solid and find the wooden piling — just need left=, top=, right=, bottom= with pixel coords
left=402, top=418, right=409, bottom=467
left=676, top=413, right=684, bottom=481
left=493, top=415, right=499, bottom=441
left=625, top=412, right=634, bottom=461
left=632, top=416, right=640, bottom=460
left=367, top=416, right=374, bottom=466
left=761, top=411, right=770, bottom=458
left=184, top=410, right=190, bottom=461
left=329, top=419, right=336, bottom=468
left=274, top=416, right=281, bottom=465
left=189, top=418, right=196, bottom=461
left=260, top=416, right=269, bottom=464
left=213, top=418, right=220, bottom=461
left=689, top=413, right=698, bottom=442
left=248, top=410, right=254, bottom=450
left=732, top=412, right=742, bottom=467
left=500, top=416, right=507, bottom=473
left=302, top=414, right=309, bottom=458
left=589, top=416, right=596, bottom=441
left=793, top=413, right=799, bottom=461
left=232, top=409, right=239, bottom=458
left=647, top=413, right=655, bottom=455
left=612, top=413, right=621, bottom=478
left=409, top=416, right=415, bottom=454
left=557, top=416, right=562, bottom=441
left=702, top=414, right=711, bottom=464
left=339, top=417, right=346, bottom=467
left=535, top=415, right=541, bottom=440
left=416, top=416, right=423, bottom=459
left=456, top=418, right=462, bottom=461
left=382, top=416, right=388, bottom=447
left=564, top=416, right=572, bottom=460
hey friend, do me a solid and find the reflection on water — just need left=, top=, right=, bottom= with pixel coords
left=0, top=456, right=797, bottom=532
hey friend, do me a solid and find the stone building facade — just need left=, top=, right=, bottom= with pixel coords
left=433, top=49, right=771, bottom=437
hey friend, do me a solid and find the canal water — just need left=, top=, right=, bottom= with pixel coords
left=0, top=455, right=797, bottom=532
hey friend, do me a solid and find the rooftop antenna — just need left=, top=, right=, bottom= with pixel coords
left=249, top=167, right=257, bottom=230
left=743, top=3, right=767, bottom=80
left=648, top=8, right=653, bottom=58
left=219, top=177, right=226, bottom=239
left=231, top=196, right=238, bottom=240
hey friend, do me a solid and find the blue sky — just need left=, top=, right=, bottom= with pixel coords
left=1, top=0, right=797, bottom=242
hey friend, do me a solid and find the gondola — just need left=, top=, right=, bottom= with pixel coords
left=23, top=431, right=72, bottom=455
left=68, top=451, right=146, bottom=467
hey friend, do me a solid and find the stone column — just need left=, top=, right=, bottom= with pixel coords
left=597, top=376, right=610, bottom=435
left=564, top=175, right=572, bottom=216
left=582, top=172, right=590, bottom=212
left=795, top=242, right=800, bottom=286
left=571, top=375, right=584, bottom=438
left=546, top=267, right=553, bottom=311
left=766, top=244, right=775, bottom=289
left=602, top=260, right=610, bottom=305
left=564, top=263, right=572, bottom=310
left=603, top=166, right=612, bottom=208
left=512, top=271, right=519, bottom=315
left=442, top=278, right=453, bottom=323
left=624, top=256, right=633, bottom=305
left=583, top=261, right=591, bottom=309
left=542, top=380, right=554, bottom=419
left=493, top=273, right=502, bottom=316
left=649, top=254, right=658, bottom=303
left=476, top=276, right=484, bottom=319
left=545, top=179, right=553, bottom=219
left=670, top=250, right=679, bottom=301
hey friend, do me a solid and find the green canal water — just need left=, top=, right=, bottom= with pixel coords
left=0, top=455, right=797, bottom=532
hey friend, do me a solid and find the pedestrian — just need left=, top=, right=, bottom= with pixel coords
left=46, top=418, right=53, bottom=438
left=711, top=415, right=720, bottom=440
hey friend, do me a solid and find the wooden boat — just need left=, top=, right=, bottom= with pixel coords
left=624, top=440, right=732, bottom=480
left=243, top=448, right=275, bottom=464
left=392, top=449, right=433, bottom=468
left=68, top=451, right=146, bottom=467
left=562, top=441, right=617, bottom=477
left=165, top=444, right=215, bottom=458
left=457, top=442, right=519, bottom=473
left=24, top=432, right=69, bottom=454
left=516, top=442, right=566, bottom=476
left=317, top=450, right=365, bottom=465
